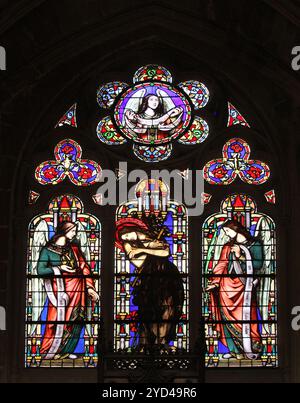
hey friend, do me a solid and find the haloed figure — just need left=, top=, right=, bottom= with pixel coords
left=138, top=94, right=165, bottom=118
left=124, top=91, right=183, bottom=141
left=206, top=220, right=263, bottom=360
left=116, top=218, right=184, bottom=351
left=37, top=221, right=99, bottom=360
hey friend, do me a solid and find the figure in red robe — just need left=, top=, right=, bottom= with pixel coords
left=206, top=220, right=263, bottom=360
left=37, top=221, right=99, bottom=360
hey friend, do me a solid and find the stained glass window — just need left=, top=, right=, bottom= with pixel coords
left=25, top=195, right=101, bottom=368
left=55, top=103, right=78, bottom=128
left=178, top=116, right=209, bottom=145
left=97, top=116, right=127, bottom=145
left=132, top=144, right=173, bottom=162
left=114, top=82, right=192, bottom=145
left=28, top=190, right=40, bottom=205
left=227, top=102, right=250, bottom=128
left=25, top=62, right=279, bottom=378
left=264, top=190, right=276, bottom=204
left=133, top=64, right=173, bottom=83
left=96, top=65, right=210, bottom=161
left=114, top=179, right=188, bottom=355
left=96, top=81, right=129, bottom=109
left=203, top=138, right=270, bottom=185
left=202, top=194, right=277, bottom=367
left=35, top=139, right=101, bottom=186
left=178, top=81, right=210, bottom=109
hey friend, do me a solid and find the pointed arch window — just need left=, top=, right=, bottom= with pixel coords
left=202, top=194, right=277, bottom=367
left=25, top=195, right=101, bottom=368
left=201, top=107, right=278, bottom=369
left=114, top=179, right=189, bottom=357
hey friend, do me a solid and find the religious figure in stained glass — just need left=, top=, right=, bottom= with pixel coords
left=115, top=83, right=190, bottom=145
left=122, top=90, right=184, bottom=143
left=26, top=195, right=101, bottom=368
left=202, top=194, right=277, bottom=367
left=115, top=216, right=184, bottom=351
left=96, top=64, right=210, bottom=162
left=114, top=179, right=188, bottom=354
left=205, top=219, right=263, bottom=360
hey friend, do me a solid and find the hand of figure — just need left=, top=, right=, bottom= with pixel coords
left=60, top=264, right=73, bottom=272
left=205, top=283, right=218, bottom=292
left=169, top=106, right=182, bottom=117
left=126, top=110, right=138, bottom=121
left=88, top=288, right=99, bottom=302
left=128, top=248, right=141, bottom=259
left=150, top=240, right=165, bottom=248
left=231, top=244, right=241, bottom=258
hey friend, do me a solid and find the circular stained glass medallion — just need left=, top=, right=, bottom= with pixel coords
left=114, top=82, right=192, bottom=145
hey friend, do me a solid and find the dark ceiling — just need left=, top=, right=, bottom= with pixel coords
left=0, top=0, right=300, bottom=106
